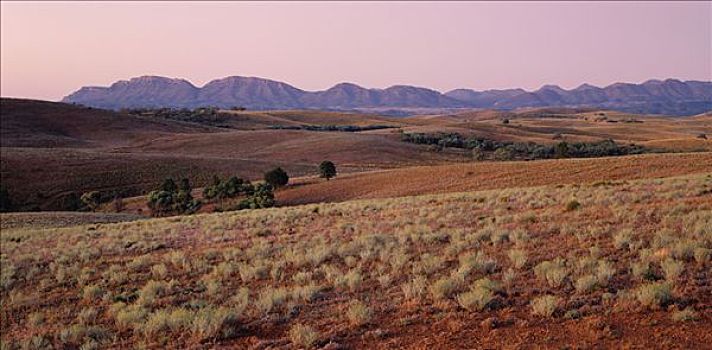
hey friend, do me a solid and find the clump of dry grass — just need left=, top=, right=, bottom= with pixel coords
left=636, top=282, right=673, bottom=309
left=531, top=295, right=560, bottom=317
left=289, top=323, right=319, bottom=348
left=346, top=300, right=372, bottom=327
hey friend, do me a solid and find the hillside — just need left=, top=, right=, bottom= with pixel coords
left=62, top=76, right=712, bottom=116
left=0, top=98, right=213, bottom=148
left=277, top=152, right=712, bottom=206
left=1, top=173, right=710, bottom=348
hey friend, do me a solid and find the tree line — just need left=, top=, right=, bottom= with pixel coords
left=400, top=132, right=651, bottom=161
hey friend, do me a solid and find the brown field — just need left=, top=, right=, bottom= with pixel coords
left=1, top=173, right=710, bottom=348
left=277, top=152, right=712, bottom=206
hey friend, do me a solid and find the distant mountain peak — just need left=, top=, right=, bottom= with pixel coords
left=62, top=76, right=712, bottom=116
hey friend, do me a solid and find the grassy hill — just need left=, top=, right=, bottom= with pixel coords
left=1, top=173, right=710, bottom=348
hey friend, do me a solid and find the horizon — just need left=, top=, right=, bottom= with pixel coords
left=2, top=1, right=710, bottom=101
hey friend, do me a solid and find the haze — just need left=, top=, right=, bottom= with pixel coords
left=1, top=1, right=710, bottom=101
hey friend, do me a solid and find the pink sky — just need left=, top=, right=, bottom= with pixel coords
left=1, top=1, right=710, bottom=101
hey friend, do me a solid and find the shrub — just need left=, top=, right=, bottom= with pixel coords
left=661, top=258, right=684, bottom=281
left=508, top=248, right=528, bottom=269
left=636, top=282, right=673, bottom=308
left=318, top=161, right=337, bottom=180
left=264, top=167, right=289, bottom=188
left=402, top=276, right=427, bottom=301
left=346, top=300, right=371, bottom=327
left=82, top=284, right=103, bottom=302
left=190, top=307, right=238, bottom=341
left=631, top=261, right=656, bottom=281
left=575, top=274, right=598, bottom=293
left=77, top=307, right=98, bottom=325
left=0, top=186, right=13, bottom=212
left=613, top=229, right=632, bottom=250
left=531, top=295, right=559, bottom=317
left=534, top=259, right=568, bottom=288
left=596, top=260, right=616, bottom=285
left=80, top=191, right=102, bottom=211
left=456, top=287, right=494, bottom=311
left=565, top=199, right=581, bottom=212
left=256, top=287, right=288, bottom=314
left=429, top=277, right=458, bottom=301
left=289, top=323, right=319, bottom=349
left=693, top=247, right=710, bottom=264
left=672, top=308, right=699, bottom=322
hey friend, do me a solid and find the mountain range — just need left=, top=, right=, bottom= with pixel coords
left=62, top=76, right=712, bottom=116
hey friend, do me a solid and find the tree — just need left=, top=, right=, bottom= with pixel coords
left=555, top=141, right=569, bottom=158
left=81, top=191, right=102, bottom=211
left=0, top=187, right=13, bottom=212
left=238, top=183, right=275, bottom=210
left=264, top=167, right=289, bottom=188
left=318, top=161, right=337, bottom=180
left=160, top=178, right=178, bottom=193
left=148, top=178, right=201, bottom=216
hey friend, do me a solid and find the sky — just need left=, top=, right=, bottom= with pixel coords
left=1, top=1, right=710, bottom=101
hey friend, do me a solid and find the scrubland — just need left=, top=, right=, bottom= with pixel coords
left=1, top=173, right=711, bottom=348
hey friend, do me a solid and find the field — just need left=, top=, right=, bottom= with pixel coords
left=1, top=98, right=712, bottom=348
left=1, top=173, right=711, bottom=348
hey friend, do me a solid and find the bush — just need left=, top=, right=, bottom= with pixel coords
left=575, top=274, right=598, bottom=293
left=636, top=282, right=673, bottom=308
left=264, top=167, right=289, bottom=188
left=318, top=161, right=337, bottom=180
left=346, top=300, right=371, bottom=326
left=289, top=323, right=319, bottom=348
left=81, top=191, right=102, bottom=211
left=672, top=308, right=699, bottom=322
left=531, top=295, right=559, bottom=317
left=565, top=200, right=581, bottom=212
left=0, top=187, right=14, bottom=212
left=147, top=178, right=201, bottom=216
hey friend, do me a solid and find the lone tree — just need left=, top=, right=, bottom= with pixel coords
left=264, top=167, right=289, bottom=188
left=80, top=191, right=102, bottom=211
left=318, top=161, right=337, bottom=181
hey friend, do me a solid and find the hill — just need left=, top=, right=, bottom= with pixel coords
left=0, top=98, right=213, bottom=148
left=62, top=76, right=712, bottom=116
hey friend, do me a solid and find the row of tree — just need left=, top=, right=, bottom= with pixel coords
left=401, top=132, right=650, bottom=160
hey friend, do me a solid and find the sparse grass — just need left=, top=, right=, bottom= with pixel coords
left=1, top=173, right=711, bottom=348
